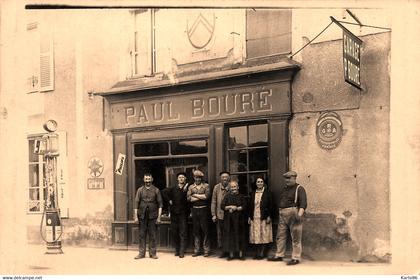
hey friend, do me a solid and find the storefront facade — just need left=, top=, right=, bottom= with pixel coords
left=101, top=65, right=299, bottom=248
left=9, top=7, right=395, bottom=262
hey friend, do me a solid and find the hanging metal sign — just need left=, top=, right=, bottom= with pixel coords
left=343, top=28, right=362, bottom=89
left=330, top=17, right=363, bottom=90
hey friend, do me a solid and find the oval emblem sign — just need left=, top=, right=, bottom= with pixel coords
left=186, top=11, right=216, bottom=49
left=316, top=111, right=343, bottom=150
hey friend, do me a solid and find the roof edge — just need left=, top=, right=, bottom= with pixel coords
left=95, top=60, right=301, bottom=96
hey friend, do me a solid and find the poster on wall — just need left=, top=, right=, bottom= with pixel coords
left=115, top=153, right=126, bottom=175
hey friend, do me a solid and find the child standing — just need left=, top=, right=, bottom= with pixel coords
left=221, top=180, right=247, bottom=260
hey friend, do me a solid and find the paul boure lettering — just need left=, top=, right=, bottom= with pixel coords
left=191, top=90, right=272, bottom=118
left=122, top=88, right=273, bottom=126
left=125, top=102, right=180, bottom=125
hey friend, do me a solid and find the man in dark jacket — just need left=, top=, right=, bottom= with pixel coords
left=162, top=172, right=189, bottom=258
left=268, top=171, right=307, bottom=265
left=134, top=173, right=163, bottom=259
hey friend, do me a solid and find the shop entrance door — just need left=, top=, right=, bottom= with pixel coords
left=122, top=126, right=214, bottom=249
left=130, top=137, right=210, bottom=219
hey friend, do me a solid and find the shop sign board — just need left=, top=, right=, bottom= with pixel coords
left=109, top=83, right=290, bottom=130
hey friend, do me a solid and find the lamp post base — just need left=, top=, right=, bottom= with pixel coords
left=45, top=241, right=63, bottom=254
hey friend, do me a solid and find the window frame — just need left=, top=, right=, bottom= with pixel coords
left=130, top=9, right=157, bottom=78
left=132, top=137, right=209, bottom=160
left=26, top=22, right=55, bottom=94
left=27, top=134, right=46, bottom=214
left=132, top=137, right=210, bottom=187
left=26, top=22, right=40, bottom=94
left=226, top=121, right=270, bottom=196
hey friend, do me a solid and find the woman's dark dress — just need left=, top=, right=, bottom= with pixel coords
left=221, top=192, right=247, bottom=252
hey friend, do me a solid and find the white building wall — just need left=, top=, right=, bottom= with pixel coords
left=0, top=3, right=418, bottom=269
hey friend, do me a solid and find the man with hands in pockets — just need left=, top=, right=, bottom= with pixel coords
left=134, top=173, right=163, bottom=260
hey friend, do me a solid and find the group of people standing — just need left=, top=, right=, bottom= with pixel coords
left=133, top=169, right=307, bottom=266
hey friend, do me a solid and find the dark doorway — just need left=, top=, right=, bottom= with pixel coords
left=132, top=138, right=209, bottom=217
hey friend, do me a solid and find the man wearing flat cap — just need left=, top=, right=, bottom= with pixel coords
left=134, top=173, right=163, bottom=260
left=268, top=171, right=307, bottom=265
left=187, top=169, right=211, bottom=257
left=162, top=172, right=189, bottom=258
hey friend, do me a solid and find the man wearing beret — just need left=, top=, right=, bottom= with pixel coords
left=162, top=172, right=189, bottom=258
left=211, top=171, right=231, bottom=258
left=134, top=173, right=163, bottom=260
left=187, top=169, right=211, bottom=257
left=268, top=171, right=307, bottom=265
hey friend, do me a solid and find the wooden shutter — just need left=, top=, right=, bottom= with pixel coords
left=132, top=9, right=152, bottom=77
left=246, top=9, right=292, bottom=59
left=39, top=27, right=54, bottom=91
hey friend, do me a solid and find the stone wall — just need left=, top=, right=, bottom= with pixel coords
left=290, top=32, right=391, bottom=262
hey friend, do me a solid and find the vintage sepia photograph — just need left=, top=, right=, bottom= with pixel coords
left=0, top=0, right=419, bottom=278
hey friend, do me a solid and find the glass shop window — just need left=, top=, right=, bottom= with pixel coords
left=228, top=123, right=269, bottom=195
left=134, top=142, right=169, bottom=157
left=170, top=139, right=208, bottom=155
left=133, top=138, right=209, bottom=190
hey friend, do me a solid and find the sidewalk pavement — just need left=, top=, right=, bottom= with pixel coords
left=5, top=244, right=390, bottom=275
